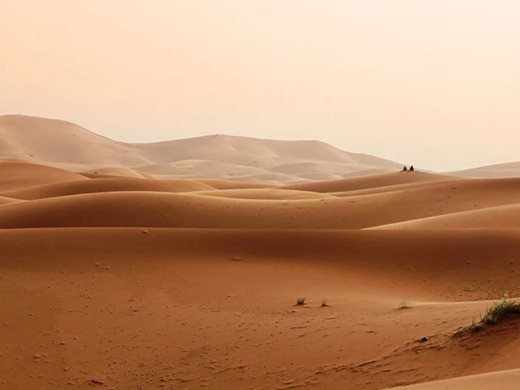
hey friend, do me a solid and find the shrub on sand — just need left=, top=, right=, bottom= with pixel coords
left=454, top=297, right=520, bottom=336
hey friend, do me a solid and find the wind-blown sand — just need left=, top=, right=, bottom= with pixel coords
left=2, top=132, right=520, bottom=389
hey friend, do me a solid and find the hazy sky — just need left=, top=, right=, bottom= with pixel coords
left=2, top=0, right=520, bottom=171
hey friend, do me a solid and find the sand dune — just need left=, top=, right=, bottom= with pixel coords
left=81, top=167, right=153, bottom=179
left=196, top=188, right=333, bottom=200
left=450, top=161, right=520, bottom=178
left=284, top=171, right=456, bottom=193
left=2, top=177, right=214, bottom=200
left=373, top=203, right=520, bottom=229
left=0, top=115, right=149, bottom=167
left=331, top=177, right=464, bottom=197
left=0, top=115, right=401, bottom=183
left=390, top=369, right=520, bottom=389
left=2, top=176, right=520, bottom=228
left=198, top=178, right=271, bottom=189
left=0, top=159, right=87, bottom=191
left=3, top=228, right=520, bottom=389
left=0, top=195, right=22, bottom=206
left=2, top=145, right=520, bottom=388
left=0, top=191, right=363, bottom=228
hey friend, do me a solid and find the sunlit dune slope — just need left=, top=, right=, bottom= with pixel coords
left=284, top=171, right=456, bottom=193
left=0, top=115, right=148, bottom=167
left=0, top=195, right=22, bottom=206
left=372, top=203, right=520, bottom=229
left=198, top=179, right=271, bottom=189
left=195, top=188, right=333, bottom=200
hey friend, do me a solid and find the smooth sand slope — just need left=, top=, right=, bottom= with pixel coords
left=195, top=188, right=334, bottom=200
left=0, top=115, right=148, bottom=168
left=2, top=159, right=520, bottom=389
left=373, top=203, right=520, bottom=229
left=284, top=171, right=457, bottom=193
left=0, top=160, right=87, bottom=191
left=3, top=228, right=520, bottom=390
left=389, top=369, right=520, bottom=390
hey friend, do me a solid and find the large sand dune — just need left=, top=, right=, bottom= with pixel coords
left=2, top=139, right=520, bottom=388
left=0, top=115, right=401, bottom=184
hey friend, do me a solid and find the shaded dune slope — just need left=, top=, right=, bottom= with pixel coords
left=0, top=160, right=87, bottom=191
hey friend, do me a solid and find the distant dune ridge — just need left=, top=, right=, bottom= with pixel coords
left=0, top=114, right=402, bottom=184
left=4, top=114, right=520, bottom=389
left=449, top=161, right=520, bottom=178
left=2, top=114, right=518, bottom=181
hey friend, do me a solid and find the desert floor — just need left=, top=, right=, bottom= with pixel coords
left=2, top=160, right=520, bottom=389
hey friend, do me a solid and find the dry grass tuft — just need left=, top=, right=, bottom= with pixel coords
left=454, top=297, right=520, bottom=336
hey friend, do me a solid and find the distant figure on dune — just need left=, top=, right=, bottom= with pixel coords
left=409, top=165, right=415, bottom=171
left=402, top=165, right=408, bottom=171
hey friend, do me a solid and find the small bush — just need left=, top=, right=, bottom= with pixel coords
left=476, top=298, right=520, bottom=327
left=296, top=297, right=306, bottom=306
left=455, top=297, right=520, bottom=336
left=397, top=301, right=412, bottom=310
left=321, top=298, right=330, bottom=307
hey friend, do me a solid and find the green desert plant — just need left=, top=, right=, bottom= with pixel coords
left=476, top=298, right=520, bottom=326
left=454, top=297, right=520, bottom=336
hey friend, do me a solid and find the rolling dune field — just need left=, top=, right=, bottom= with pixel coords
left=1, top=153, right=520, bottom=390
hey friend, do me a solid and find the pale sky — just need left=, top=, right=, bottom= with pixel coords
left=1, top=0, right=520, bottom=171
